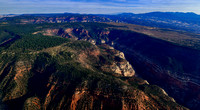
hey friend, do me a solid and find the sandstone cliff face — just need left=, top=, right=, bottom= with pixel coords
left=99, top=45, right=135, bottom=77
left=0, top=41, right=187, bottom=110
left=41, top=27, right=111, bottom=45
left=0, top=60, right=31, bottom=101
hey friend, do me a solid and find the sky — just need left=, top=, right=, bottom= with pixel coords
left=0, top=0, right=200, bottom=14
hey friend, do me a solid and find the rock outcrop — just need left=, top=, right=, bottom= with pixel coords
left=99, top=45, right=135, bottom=77
left=41, top=27, right=111, bottom=45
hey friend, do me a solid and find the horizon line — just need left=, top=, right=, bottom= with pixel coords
left=0, top=11, right=199, bottom=16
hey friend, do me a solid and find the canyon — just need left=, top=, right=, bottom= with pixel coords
left=37, top=23, right=200, bottom=109
left=1, top=13, right=200, bottom=109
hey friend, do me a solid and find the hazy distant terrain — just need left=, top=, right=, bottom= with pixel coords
left=102, top=12, right=200, bottom=34
left=1, top=12, right=200, bottom=34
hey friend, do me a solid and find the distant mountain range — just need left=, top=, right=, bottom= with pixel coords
left=102, top=12, right=200, bottom=34
left=1, top=12, right=200, bottom=34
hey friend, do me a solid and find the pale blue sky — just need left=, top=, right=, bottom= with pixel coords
left=0, top=0, right=200, bottom=14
